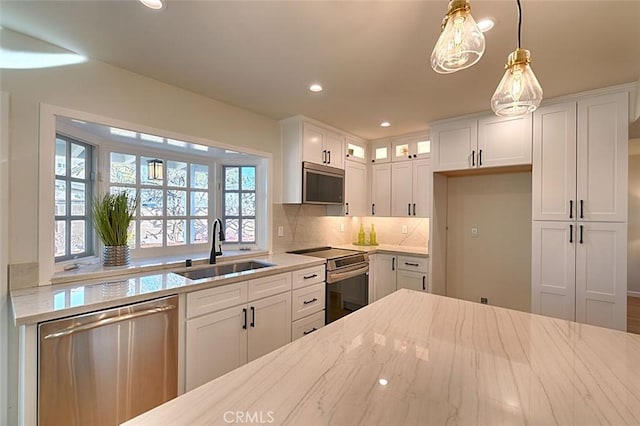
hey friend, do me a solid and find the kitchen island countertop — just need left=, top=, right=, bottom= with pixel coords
left=124, top=289, right=640, bottom=425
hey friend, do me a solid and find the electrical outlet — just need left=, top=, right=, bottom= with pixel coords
left=340, top=223, right=345, bottom=232
left=277, top=226, right=284, bottom=237
left=480, top=297, right=488, bottom=304
left=471, top=227, right=479, bottom=238
left=401, top=225, right=408, bottom=234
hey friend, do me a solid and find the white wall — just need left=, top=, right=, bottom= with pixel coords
left=629, top=139, right=640, bottom=295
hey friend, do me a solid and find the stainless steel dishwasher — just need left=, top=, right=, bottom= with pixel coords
left=38, top=295, right=178, bottom=426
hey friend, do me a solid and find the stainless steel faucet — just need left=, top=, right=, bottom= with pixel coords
left=209, top=218, right=226, bottom=264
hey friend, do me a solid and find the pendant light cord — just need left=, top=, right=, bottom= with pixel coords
left=517, top=0, right=522, bottom=49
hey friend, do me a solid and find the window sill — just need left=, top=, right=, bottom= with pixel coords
left=50, top=249, right=269, bottom=286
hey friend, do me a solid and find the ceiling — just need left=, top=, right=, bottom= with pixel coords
left=1, top=1, right=639, bottom=140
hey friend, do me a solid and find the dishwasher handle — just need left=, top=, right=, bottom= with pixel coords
left=43, top=305, right=176, bottom=340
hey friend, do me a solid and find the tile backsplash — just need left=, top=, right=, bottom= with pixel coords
left=272, top=204, right=429, bottom=253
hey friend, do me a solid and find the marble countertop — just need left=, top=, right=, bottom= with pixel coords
left=125, top=290, right=640, bottom=426
left=336, top=243, right=428, bottom=257
left=10, top=253, right=324, bottom=326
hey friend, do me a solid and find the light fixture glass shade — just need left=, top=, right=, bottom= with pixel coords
left=491, top=48, right=543, bottom=116
left=430, top=0, right=486, bottom=74
left=147, top=159, right=164, bottom=180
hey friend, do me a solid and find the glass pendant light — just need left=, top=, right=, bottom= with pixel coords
left=491, top=0, right=543, bottom=116
left=430, top=0, right=486, bottom=74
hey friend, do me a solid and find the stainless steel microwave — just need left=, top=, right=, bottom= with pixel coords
left=302, top=161, right=344, bottom=205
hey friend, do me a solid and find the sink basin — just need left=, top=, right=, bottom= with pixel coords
left=175, top=260, right=274, bottom=280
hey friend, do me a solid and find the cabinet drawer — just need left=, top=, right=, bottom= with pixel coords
left=292, top=265, right=325, bottom=289
left=292, top=282, right=325, bottom=321
left=397, top=256, right=428, bottom=272
left=291, top=310, right=325, bottom=340
left=186, top=281, right=248, bottom=319
left=248, top=272, right=292, bottom=301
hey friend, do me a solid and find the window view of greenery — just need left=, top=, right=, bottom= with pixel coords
left=110, top=152, right=210, bottom=250
left=54, top=136, right=93, bottom=261
left=223, top=166, right=256, bottom=243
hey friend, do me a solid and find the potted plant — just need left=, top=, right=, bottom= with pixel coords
left=92, top=192, right=137, bottom=266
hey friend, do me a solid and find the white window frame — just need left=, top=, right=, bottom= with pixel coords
left=38, top=104, right=273, bottom=285
left=221, top=165, right=258, bottom=245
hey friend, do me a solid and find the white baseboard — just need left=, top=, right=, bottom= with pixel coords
left=628, top=291, right=640, bottom=298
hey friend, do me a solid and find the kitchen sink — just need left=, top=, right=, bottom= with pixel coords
left=175, top=260, right=274, bottom=280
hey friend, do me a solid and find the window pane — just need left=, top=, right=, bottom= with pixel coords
left=110, top=186, right=137, bottom=202
left=167, top=161, right=187, bottom=187
left=70, top=144, right=86, bottom=179
left=225, top=219, right=239, bottom=242
left=127, top=220, right=136, bottom=249
left=110, top=152, right=136, bottom=184
left=225, top=193, right=239, bottom=216
left=140, top=189, right=163, bottom=216
left=55, top=138, right=67, bottom=176
left=190, top=219, right=208, bottom=244
left=395, top=144, right=409, bottom=157
left=241, top=167, right=255, bottom=190
left=241, top=193, right=255, bottom=216
left=70, top=182, right=86, bottom=215
left=141, top=156, right=163, bottom=185
left=167, top=190, right=186, bottom=216
left=140, top=219, right=163, bottom=248
left=190, top=191, right=208, bottom=216
left=241, top=219, right=255, bottom=243
left=70, top=220, right=85, bottom=254
left=225, top=167, right=239, bottom=190
left=190, top=164, right=208, bottom=189
left=55, top=221, right=66, bottom=257
left=167, top=220, right=186, bottom=246
left=55, top=179, right=67, bottom=216
left=417, top=140, right=431, bottom=154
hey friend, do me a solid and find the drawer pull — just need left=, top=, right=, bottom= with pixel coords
left=303, top=274, right=318, bottom=280
left=303, top=298, right=318, bottom=305
left=303, top=327, right=318, bottom=335
left=404, top=262, right=420, bottom=267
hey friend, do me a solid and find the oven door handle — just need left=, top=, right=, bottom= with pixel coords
left=327, top=265, right=369, bottom=284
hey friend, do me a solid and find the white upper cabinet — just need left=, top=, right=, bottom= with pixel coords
left=391, top=135, right=431, bottom=162
left=533, top=92, right=628, bottom=222
left=370, top=140, right=392, bottom=164
left=431, top=115, right=532, bottom=172
left=303, top=123, right=344, bottom=169
left=576, top=92, right=628, bottom=222
left=413, top=158, right=432, bottom=218
left=390, top=158, right=431, bottom=218
left=532, top=101, right=577, bottom=221
left=344, top=160, right=367, bottom=216
left=370, top=163, right=391, bottom=216
left=345, top=136, right=367, bottom=163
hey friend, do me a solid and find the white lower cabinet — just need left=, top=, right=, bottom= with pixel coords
left=292, top=311, right=325, bottom=340
left=373, top=254, right=397, bottom=301
left=532, top=221, right=627, bottom=331
left=248, top=292, right=292, bottom=362
left=290, top=265, right=326, bottom=341
left=396, top=255, right=429, bottom=293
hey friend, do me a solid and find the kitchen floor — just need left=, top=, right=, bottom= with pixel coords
left=628, top=297, right=640, bottom=334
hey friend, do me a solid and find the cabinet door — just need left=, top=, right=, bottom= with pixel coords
left=431, top=119, right=477, bottom=171
left=370, top=141, right=391, bottom=164
left=396, top=270, right=428, bottom=292
left=302, top=123, right=324, bottom=165
left=370, top=164, right=391, bottom=216
left=324, top=131, right=344, bottom=169
left=374, top=254, right=397, bottom=300
left=477, top=114, right=532, bottom=167
left=344, top=160, right=367, bottom=217
left=391, top=162, right=413, bottom=217
left=185, top=306, right=247, bottom=391
left=412, top=159, right=431, bottom=218
left=531, top=221, right=576, bottom=321
left=532, top=101, right=577, bottom=221
left=248, top=292, right=292, bottom=362
left=368, top=254, right=377, bottom=303
left=575, top=222, right=627, bottom=331
left=577, top=92, right=628, bottom=222
left=345, top=137, right=367, bottom=163
left=392, top=139, right=413, bottom=162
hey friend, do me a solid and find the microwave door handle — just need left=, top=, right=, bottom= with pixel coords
left=327, top=265, right=369, bottom=283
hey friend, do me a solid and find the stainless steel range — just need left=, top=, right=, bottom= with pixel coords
left=289, top=247, right=369, bottom=324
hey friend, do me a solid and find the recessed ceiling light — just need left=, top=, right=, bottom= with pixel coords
left=139, top=0, right=164, bottom=10
left=378, top=378, right=388, bottom=386
left=477, top=18, right=495, bottom=33
left=309, top=84, right=323, bottom=92
left=380, top=122, right=391, bottom=128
